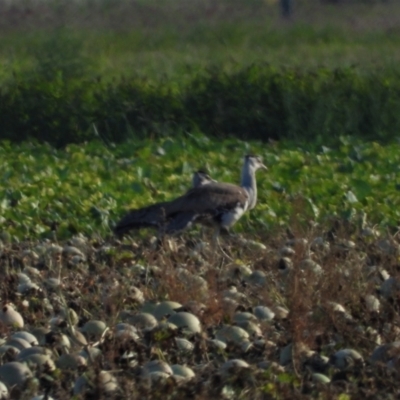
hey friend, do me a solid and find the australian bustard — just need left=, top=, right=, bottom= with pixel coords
left=114, top=155, right=267, bottom=245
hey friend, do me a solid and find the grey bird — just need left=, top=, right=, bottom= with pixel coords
left=192, top=170, right=216, bottom=187
left=114, top=155, right=267, bottom=244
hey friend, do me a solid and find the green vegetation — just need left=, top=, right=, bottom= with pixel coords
left=0, top=136, right=399, bottom=399
left=2, top=2, right=400, bottom=399
left=1, top=0, right=400, bottom=145
left=3, top=66, right=400, bottom=146
left=2, top=0, right=400, bottom=82
left=1, top=135, right=399, bottom=241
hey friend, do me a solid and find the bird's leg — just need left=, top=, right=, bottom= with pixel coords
left=220, top=227, right=238, bottom=238
left=200, top=226, right=206, bottom=241
left=211, top=227, right=234, bottom=261
left=154, top=227, right=167, bottom=250
left=211, top=227, right=220, bottom=252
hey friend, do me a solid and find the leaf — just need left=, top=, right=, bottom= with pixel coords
left=33, top=224, right=47, bottom=234
left=131, top=182, right=143, bottom=194
left=337, top=160, right=354, bottom=173
left=0, top=198, right=8, bottom=210
left=30, top=201, right=40, bottom=210
left=155, top=146, right=166, bottom=156
left=90, top=206, right=104, bottom=221
left=266, top=209, right=277, bottom=218
left=321, top=146, right=331, bottom=153
left=272, top=182, right=285, bottom=193
left=306, top=197, right=320, bottom=218
left=261, top=383, right=275, bottom=393
left=136, top=167, right=143, bottom=180
left=349, top=145, right=364, bottom=162
left=341, top=208, right=356, bottom=221
left=277, top=372, right=295, bottom=383
left=346, top=190, right=358, bottom=203
left=181, top=161, right=190, bottom=175
left=351, top=179, right=372, bottom=200
left=116, top=251, right=135, bottom=262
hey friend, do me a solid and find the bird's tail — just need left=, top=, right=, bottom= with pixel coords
left=113, top=203, right=168, bottom=235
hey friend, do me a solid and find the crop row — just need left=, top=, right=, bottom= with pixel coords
left=0, top=136, right=400, bottom=240
left=2, top=66, right=400, bottom=147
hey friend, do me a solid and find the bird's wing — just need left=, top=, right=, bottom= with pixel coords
left=114, top=183, right=249, bottom=235
left=164, top=212, right=198, bottom=234
left=166, top=183, right=249, bottom=216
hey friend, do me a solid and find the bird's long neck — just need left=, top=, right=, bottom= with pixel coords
left=240, top=164, right=257, bottom=210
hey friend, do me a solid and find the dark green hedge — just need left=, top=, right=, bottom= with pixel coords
left=1, top=66, right=400, bottom=146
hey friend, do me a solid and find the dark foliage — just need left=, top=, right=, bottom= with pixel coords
left=2, top=65, right=400, bottom=147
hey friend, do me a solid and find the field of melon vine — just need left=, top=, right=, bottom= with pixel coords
left=0, top=134, right=400, bottom=241
left=2, top=136, right=400, bottom=399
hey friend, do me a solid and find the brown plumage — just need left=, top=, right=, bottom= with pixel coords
left=114, top=182, right=248, bottom=235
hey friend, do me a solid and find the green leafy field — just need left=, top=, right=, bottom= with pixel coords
left=1, top=135, right=399, bottom=241
left=2, top=0, right=400, bottom=83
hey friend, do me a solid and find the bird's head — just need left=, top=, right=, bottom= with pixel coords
left=245, top=155, right=268, bottom=171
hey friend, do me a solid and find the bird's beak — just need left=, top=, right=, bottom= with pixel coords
left=261, top=163, right=268, bottom=170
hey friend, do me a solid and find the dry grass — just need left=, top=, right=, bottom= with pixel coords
left=0, top=218, right=399, bottom=398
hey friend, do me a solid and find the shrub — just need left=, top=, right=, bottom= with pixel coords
left=2, top=65, right=400, bottom=146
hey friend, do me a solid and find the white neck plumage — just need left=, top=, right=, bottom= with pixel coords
left=240, top=162, right=258, bottom=210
